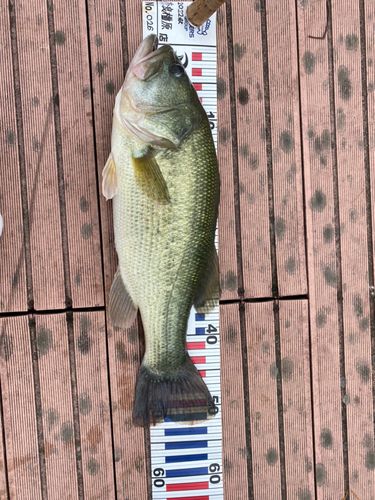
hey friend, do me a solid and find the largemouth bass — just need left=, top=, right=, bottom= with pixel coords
left=103, top=35, right=220, bottom=426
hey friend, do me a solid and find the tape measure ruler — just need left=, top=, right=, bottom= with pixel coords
left=142, top=3, right=222, bottom=500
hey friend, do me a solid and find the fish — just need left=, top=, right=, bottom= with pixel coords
left=102, top=34, right=220, bottom=426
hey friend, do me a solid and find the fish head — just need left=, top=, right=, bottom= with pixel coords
left=116, top=35, right=202, bottom=148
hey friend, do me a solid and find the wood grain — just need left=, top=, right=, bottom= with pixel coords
left=331, top=1, right=375, bottom=497
left=297, top=0, right=346, bottom=497
left=230, top=0, right=273, bottom=298
left=220, top=303, right=249, bottom=499
left=49, top=0, right=104, bottom=309
left=12, top=0, right=65, bottom=310
left=217, top=5, right=239, bottom=301
left=107, top=319, right=149, bottom=499
left=265, top=0, right=307, bottom=296
left=86, top=0, right=125, bottom=298
left=72, top=312, right=115, bottom=499
left=279, top=300, right=315, bottom=500
left=0, top=316, right=41, bottom=500
left=0, top=2, right=27, bottom=313
left=36, top=313, right=79, bottom=500
left=86, top=2, right=149, bottom=498
left=245, top=301, right=282, bottom=499
left=244, top=300, right=315, bottom=499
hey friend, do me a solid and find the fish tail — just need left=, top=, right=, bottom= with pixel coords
left=132, top=356, right=217, bottom=426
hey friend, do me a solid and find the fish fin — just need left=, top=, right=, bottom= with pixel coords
left=109, top=269, right=138, bottom=328
left=102, top=153, right=118, bottom=200
left=132, top=147, right=170, bottom=204
left=194, top=246, right=220, bottom=314
left=133, top=356, right=217, bottom=427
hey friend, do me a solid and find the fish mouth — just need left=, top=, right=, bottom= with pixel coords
left=129, top=34, right=171, bottom=81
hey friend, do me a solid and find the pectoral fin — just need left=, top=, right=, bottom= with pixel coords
left=102, top=153, right=118, bottom=200
left=109, top=269, right=138, bottom=328
left=194, top=246, right=220, bottom=314
left=132, top=147, right=170, bottom=204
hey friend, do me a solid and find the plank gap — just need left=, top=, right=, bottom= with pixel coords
left=358, top=0, right=375, bottom=452
left=46, top=0, right=72, bottom=309
left=225, top=0, right=244, bottom=299
left=29, top=316, right=48, bottom=498
left=273, top=301, right=287, bottom=500
left=326, top=0, right=350, bottom=492
left=66, top=312, right=85, bottom=498
left=259, top=0, right=279, bottom=298
left=8, top=0, right=34, bottom=310
left=239, top=302, right=254, bottom=499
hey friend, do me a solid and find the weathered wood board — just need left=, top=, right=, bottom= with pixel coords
left=0, top=0, right=375, bottom=498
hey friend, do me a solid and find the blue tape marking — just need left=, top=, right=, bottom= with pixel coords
left=195, top=327, right=205, bottom=335
left=165, top=440, right=208, bottom=450
left=165, top=427, right=208, bottom=437
left=195, top=313, right=205, bottom=321
left=166, top=466, right=208, bottom=477
left=165, top=453, right=208, bottom=463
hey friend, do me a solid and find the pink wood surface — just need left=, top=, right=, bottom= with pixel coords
left=297, top=1, right=346, bottom=497
left=279, top=300, right=315, bottom=499
left=331, top=2, right=374, bottom=497
left=0, top=2, right=27, bottom=313
left=2, top=0, right=375, bottom=498
left=107, top=319, right=149, bottom=499
left=217, top=6, right=239, bottom=301
left=37, top=313, right=79, bottom=500
left=245, top=301, right=282, bottom=499
left=86, top=0, right=124, bottom=296
left=230, top=1, right=273, bottom=298
left=72, top=312, right=115, bottom=499
left=366, top=4, right=375, bottom=308
left=265, top=0, right=307, bottom=296
left=12, top=0, right=65, bottom=310
left=86, top=3, right=149, bottom=498
left=220, top=303, right=249, bottom=499
left=51, top=0, right=104, bottom=309
left=0, top=316, right=42, bottom=500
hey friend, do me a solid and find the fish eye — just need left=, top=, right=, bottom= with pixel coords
left=170, top=64, right=184, bottom=77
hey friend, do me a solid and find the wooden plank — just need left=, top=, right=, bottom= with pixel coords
left=279, top=300, right=315, bottom=499
left=231, top=1, right=273, bottom=298
left=36, top=311, right=116, bottom=499
left=245, top=301, right=281, bottom=499
left=297, top=1, right=346, bottom=497
left=86, top=2, right=149, bottom=498
left=220, top=303, right=248, bottom=498
left=0, top=316, right=42, bottom=500
left=0, top=2, right=27, bottom=313
left=36, top=314, right=79, bottom=500
left=366, top=4, right=375, bottom=305
left=107, top=319, right=149, bottom=498
left=47, top=0, right=104, bottom=308
left=217, top=6, right=239, bottom=301
left=265, top=0, right=307, bottom=296
left=86, top=0, right=124, bottom=296
left=330, top=1, right=375, bottom=497
left=72, top=312, right=115, bottom=499
left=0, top=410, right=7, bottom=500
left=13, top=1, right=66, bottom=310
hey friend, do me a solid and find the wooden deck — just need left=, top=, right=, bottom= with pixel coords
left=0, top=0, right=374, bottom=498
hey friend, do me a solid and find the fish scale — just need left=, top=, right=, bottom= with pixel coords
left=112, top=124, right=217, bottom=370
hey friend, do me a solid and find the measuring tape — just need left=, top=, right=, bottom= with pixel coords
left=142, top=3, right=222, bottom=499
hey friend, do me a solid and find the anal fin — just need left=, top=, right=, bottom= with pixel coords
left=109, top=269, right=138, bottom=328
left=194, top=246, right=220, bottom=314
left=102, top=153, right=118, bottom=200
left=132, top=146, right=170, bottom=204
